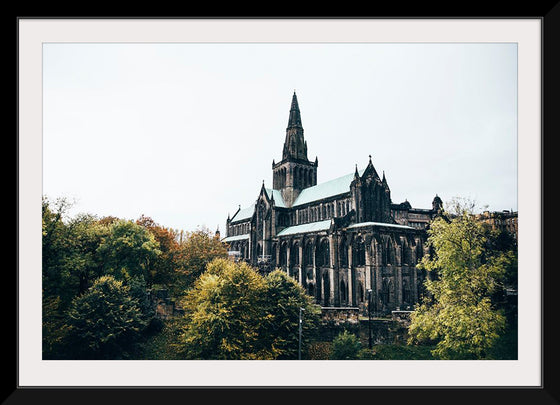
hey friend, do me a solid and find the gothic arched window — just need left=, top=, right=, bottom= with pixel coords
left=290, top=242, right=300, bottom=266
left=339, top=237, right=348, bottom=267
left=304, top=241, right=313, bottom=266
left=279, top=242, right=287, bottom=266
left=316, top=239, right=330, bottom=267
left=353, top=237, right=366, bottom=266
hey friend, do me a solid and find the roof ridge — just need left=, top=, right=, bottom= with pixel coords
left=292, top=167, right=366, bottom=207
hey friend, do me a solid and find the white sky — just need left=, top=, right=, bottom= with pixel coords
left=43, top=42, right=518, bottom=233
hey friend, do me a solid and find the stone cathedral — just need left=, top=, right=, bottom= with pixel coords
left=223, top=92, right=443, bottom=314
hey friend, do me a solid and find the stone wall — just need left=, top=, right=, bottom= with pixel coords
left=318, top=307, right=410, bottom=345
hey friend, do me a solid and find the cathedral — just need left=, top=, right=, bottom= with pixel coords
left=223, top=92, right=443, bottom=314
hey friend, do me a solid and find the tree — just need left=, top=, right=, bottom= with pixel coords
left=42, top=197, right=113, bottom=358
left=135, top=215, right=180, bottom=287
left=261, top=270, right=322, bottom=359
left=407, top=198, right=512, bottom=359
left=97, top=219, right=161, bottom=282
left=172, top=227, right=227, bottom=294
left=177, top=259, right=321, bottom=360
left=42, top=196, right=82, bottom=305
left=64, top=275, right=148, bottom=359
left=43, top=209, right=111, bottom=304
left=178, top=258, right=271, bottom=359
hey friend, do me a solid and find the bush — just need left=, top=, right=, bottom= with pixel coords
left=307, top=341, right=332, bottom=360
left=330, top=330, right=362, bottom=360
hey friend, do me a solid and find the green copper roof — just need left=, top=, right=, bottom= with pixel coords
left=347, top=222, right=414, bottom=230
left=222, top=233, right=250, bottom=242
left=265, top=188, right=286, bottom=208
left=293, top=168, right=365, bottom=207
left=276, top=219, right=332, bottom=237
left=231, top=204, right=255, bottom=222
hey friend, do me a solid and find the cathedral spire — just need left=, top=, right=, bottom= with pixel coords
left=283, top=91, right=308, bottom=161
left=273, top=92, right=318, bottom=206
left=287, top=91, right=302, bottom=129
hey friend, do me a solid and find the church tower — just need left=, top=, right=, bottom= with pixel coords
left=272, top=91, right=318, bottom=207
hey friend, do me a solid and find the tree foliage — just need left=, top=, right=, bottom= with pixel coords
left=135, top=215, right=179, bottom=287
left=40, top=196, right=232, bottom=360
left=178, top=258, right=271, bottom=359
left=262, top=269, right=321, bottom=359
left=408, top=198, right=514, bottom=359
left=97, top=219, right=161, bottom=282
left=172, top=228, right=228, bottom=294
left=64, top=275, right=147, bottom=359
left=177, top=259, right=321, bottom=360
left=330, top=330, right=362, bottom=360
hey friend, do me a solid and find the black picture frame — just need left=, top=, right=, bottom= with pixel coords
left=12, top=6, right=558, bottom=404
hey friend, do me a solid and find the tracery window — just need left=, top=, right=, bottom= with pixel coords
left=316, top=239, right=330, bottom=267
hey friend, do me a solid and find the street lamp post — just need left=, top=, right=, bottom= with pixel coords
left=298, top=307, right=305, bottom=360
left=367, top=289, right=373, bottom=349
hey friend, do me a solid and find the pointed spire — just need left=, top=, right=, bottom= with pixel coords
left=354, top=164, right=360, bottom=179
left=287, top=91, right=302, bottom=129
left=282, top=91, right=307, bottom=161
left=382, top=170, right=390, bottom=190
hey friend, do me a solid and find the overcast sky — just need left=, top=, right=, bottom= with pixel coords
left=42, top=42, right=518, bottom=233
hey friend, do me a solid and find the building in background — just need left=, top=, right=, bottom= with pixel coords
left=478, top=210, right=518, bottom=241
left=223, top=92, right=444, bottom=314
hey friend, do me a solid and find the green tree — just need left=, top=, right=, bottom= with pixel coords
left=177, top=259, right=321, bottom=360
left=408, top=198, right=511, bottom=359
left=42, top=197, right=114, bottom=358
left=330, top=330, right=362, bottom=360
left=97, top=219, right=161, bottom=282
left=178, top=258, right=271, bottom=359
left=42, top=295, right=71, bottom=359
left=136, top=215, right=180, bottom=287
left=42, top=196, right=83, bottom=305
left=65, top=275, right=148, bottom=359
left=262, top=270, right=322, bottom=359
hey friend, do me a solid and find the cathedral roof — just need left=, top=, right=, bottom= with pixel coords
left=222, top=233, right=250, bottom=242
left=292, top=168, right=366, bottom=207
left=265, top=188, right=286, bottom=208
left=347, top=221, right=414, bottom=230
left=276, top=219, right=332, bottom=237
left=230, top=204, right=255, bottom=222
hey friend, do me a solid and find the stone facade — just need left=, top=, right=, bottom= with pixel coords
left=223, top=92, right=443, bottom=315
left=477, top=210, right=518, bottom=240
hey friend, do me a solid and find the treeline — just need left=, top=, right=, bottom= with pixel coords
left=42, top=196, right=321, bottom=360
left=42, top=196, right=518, bottom=361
